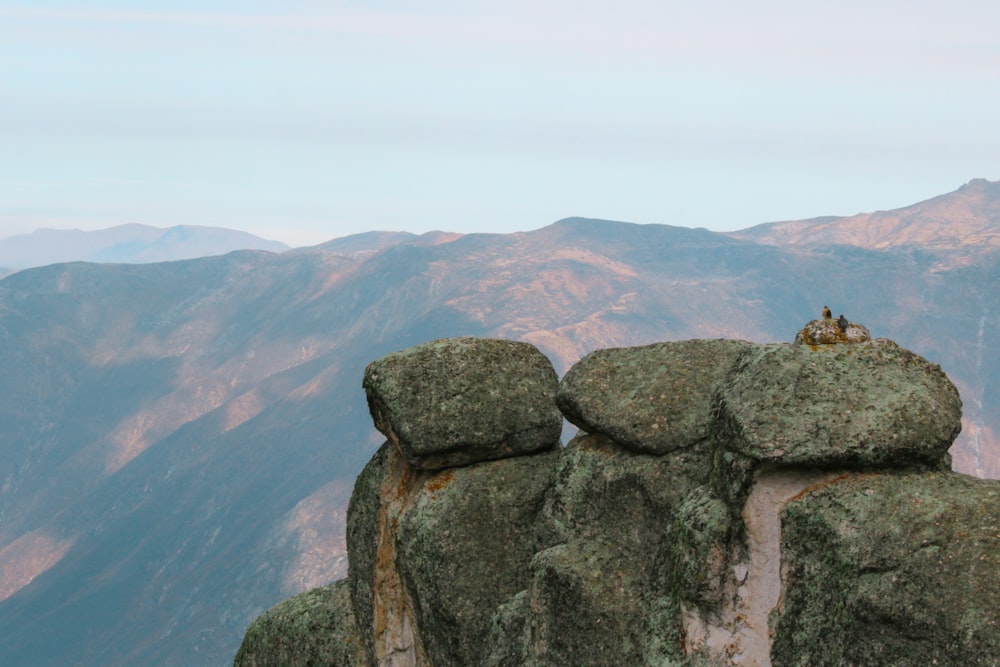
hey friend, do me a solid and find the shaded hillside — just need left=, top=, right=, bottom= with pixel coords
left=0, top=223, right=288, bottom=270
left=0, top=210, right=997, bottom=664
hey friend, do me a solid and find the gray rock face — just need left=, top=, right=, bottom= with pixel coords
left=348, top=337, right=564, bottom=666
left=395, top=448, right=559, bottom=667
left=521, top=538, right=651, bottom=666
left=718, top=339, right=962, bottom=468
left=238, top=336, right=998, bottom=667
left=557, top=340, right=753, bottom=454
left=774, top=472, right=1000, bottom=666
left=233, top=578, right=364, bottom=667
left=363, top=337, right=562, bottom=469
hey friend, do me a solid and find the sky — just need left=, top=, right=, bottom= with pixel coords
left=2, top=2, right=999, bottom=247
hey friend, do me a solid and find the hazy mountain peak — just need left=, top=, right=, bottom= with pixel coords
left=0, top=223, right=289, bottom=270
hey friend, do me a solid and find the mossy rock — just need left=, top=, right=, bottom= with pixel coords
left=233, top=578, right=364, bottom=667
left=482, top=590, right=533, bottom=667
left=363, top=337, right=562, bottom=469
left=774, top=471, right=1000, bottom=666
left=537, top=433, right=717, bottom=565
left=662, top=486, right=734, bottom=609
left=718, top=340, right=962, bottom=468
left=523, top=539, right=651, bottom=666
left=395, top=449, right=560, bottom=666
left=557, top=339, right=753, bottom=454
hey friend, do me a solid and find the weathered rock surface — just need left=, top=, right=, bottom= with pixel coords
left=363, top=337, right=562, bottom=469
left=774, top=471, right=1000, bottom=666
left=795, top=317, right=871, bottom=344
left=233, top=578, right=364, bottom=667
left=557, top=339, right=753, bottom=454
left=238, top=335, right=999, bottom=667
left=394, top=448, right=559, bottom=666
left=522, top=538, right=651, bottom=666
left=718, top=339, right=962, bottom=468
left=345, top=442, right=558, bottom=667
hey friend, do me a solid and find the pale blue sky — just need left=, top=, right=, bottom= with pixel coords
left=2, top=2, right=998, bottom=246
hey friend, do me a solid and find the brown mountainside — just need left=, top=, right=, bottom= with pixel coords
left=0, top=186, right=997, bottom=665
left=733, top=178, right=1000, bottom=253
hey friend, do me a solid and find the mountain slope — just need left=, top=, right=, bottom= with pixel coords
left=0, top=193, right=997, bottom=664
left=733, top=178, right=1000, bottom=253
left=0, top=224, right=289, bottom=270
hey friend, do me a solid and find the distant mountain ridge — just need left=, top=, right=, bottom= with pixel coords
left=300, top=229, right=463, bottom=257
left=732, top=178, right=1000, bottom=253
left=0, top=223, right=289, bottom=270
left=0, top=181, right=996, bottom=665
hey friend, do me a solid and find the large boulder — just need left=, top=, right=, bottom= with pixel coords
left=233, top=579, right=364, bottom=667
left=363, top=337, right=562, bottom=469
left=345, top=438, right=558, bottom=666
left=395, top=448, right=560, bottom=667
left=557, top=340, right=753, bottom=455
left=717, top=340, right=962, bottom=468
left=774, top=471, right=1000, bottom=666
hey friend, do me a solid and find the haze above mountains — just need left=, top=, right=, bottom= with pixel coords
left=0, top=179, right=997, bottom=665
left=0, top=224, right=288, bottom=274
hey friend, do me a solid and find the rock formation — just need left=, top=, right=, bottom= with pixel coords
left=235, top=333, right=1000, bottom=666
left=795, top=316, right=871, bottom=345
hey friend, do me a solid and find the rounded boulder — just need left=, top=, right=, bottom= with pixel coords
left=363, top=337, right=562, bottom=469
left=717, top=339, right=962, bottom=467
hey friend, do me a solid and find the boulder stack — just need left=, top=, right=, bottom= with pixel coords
left=236, top=335, right=1000, bottom=667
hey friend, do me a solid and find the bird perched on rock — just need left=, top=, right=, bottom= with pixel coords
left=822, top=306, right=832, bottom=320
left=837, top=314, right=848, bottom=332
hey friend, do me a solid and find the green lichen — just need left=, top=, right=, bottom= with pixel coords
left=773, top=472, right=1000, bottom=667
left=233, top=579, right=364, bottom=667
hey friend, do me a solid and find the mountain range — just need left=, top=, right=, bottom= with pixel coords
left=0, top=179, right=997, bottom=665
left=0, top=223, right=288, bottom=272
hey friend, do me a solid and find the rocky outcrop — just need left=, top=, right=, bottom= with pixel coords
left=354, top=338, right=563, bottom=667
left=236, top=334, right=1000, bottom=666
left=795, top=316, right=871, bottom=344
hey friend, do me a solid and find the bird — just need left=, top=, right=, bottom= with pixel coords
left=822, top=306, right=832, bottom=320
left=837, top=314, right=848, bottom=332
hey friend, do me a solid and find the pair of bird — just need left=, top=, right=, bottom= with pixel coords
left=822, top=306, right=849, bottom=332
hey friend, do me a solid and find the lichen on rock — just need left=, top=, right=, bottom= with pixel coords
left=774, top=471, right=1000, bottom=666
left=394, top=448, right=559, bottom=667
left=557, top=339, right=753, bottom=455
left=233, top=578, right=365, bottom=667
left=236, top=335, right=999, bottom=667
left=362, top=337, right=562, bottom=469
left=717, top=339, right=962, bottom=468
